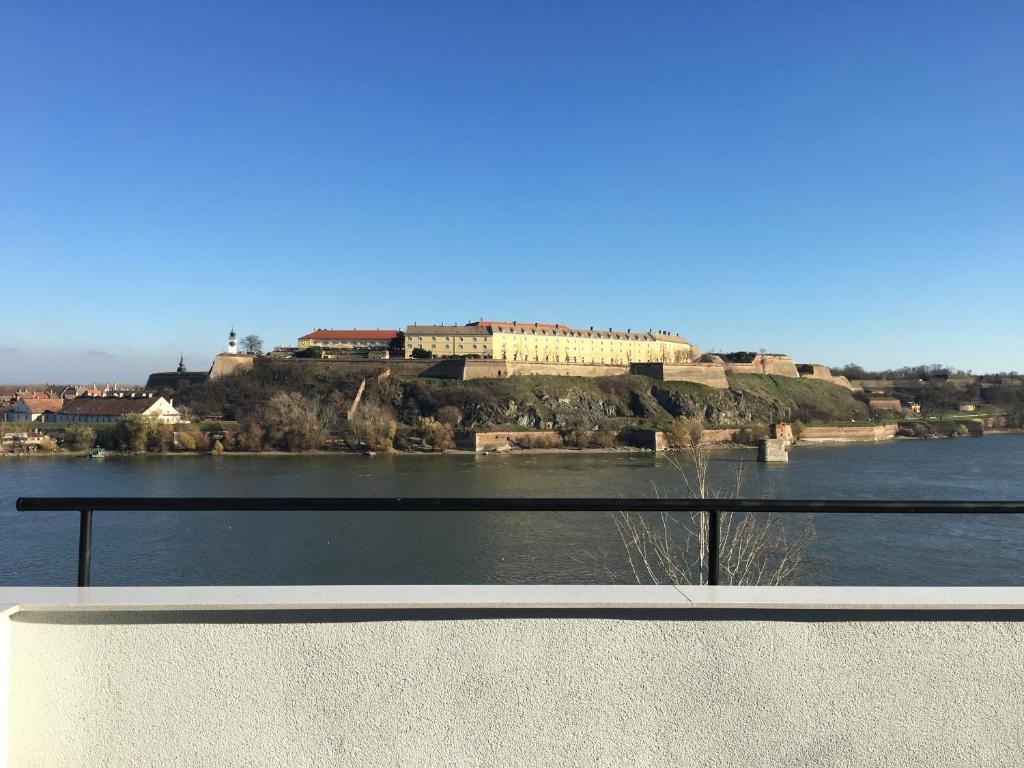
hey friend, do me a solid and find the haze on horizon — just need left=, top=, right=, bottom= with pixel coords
left=2, top=1, right=1022, bottom=384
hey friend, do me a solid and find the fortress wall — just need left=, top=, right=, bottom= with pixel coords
left=799, top=424, right=897, bottom=443
left=663, top=364, right=729, bottom=389
left=700, top=428, right=740, bottom=445
left=761, top=356, right=800, bottom=377
left=619, top=429, right=666, bottom=451
left=799, top=365, right=856, bottom=391
left=458, top=361, right=628, bottom=380
left=629, top=363, right=730, bottom=389
left=209, top=354, right=255, bottom=379
left=725, top=355, right=799, bottom=378
left=460, top=361, right=508, bottom=380
left=505, top=362, right=628, bottom=378
left=457, top=431, right=562, bottom=452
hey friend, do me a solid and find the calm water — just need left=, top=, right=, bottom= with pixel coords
left=1, top=435, right=1023, bottom=586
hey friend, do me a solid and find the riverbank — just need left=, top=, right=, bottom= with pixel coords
left=5, top=429, right=1022, bottom=460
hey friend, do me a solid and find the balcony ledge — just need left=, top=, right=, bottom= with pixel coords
left=3, top=584, right=1024, bottom=614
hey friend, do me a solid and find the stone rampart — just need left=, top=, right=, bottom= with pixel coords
left=724, top=355, right=799, bottom=378
left=798, top=424, right=897, bottom=443
left=699, top=428, right=740, bottom=445
left=505, top=362, right=628, bottom=378
left=629, top=363, right=729, bottom=389
left=456, top=430, right=562, bottom=451
left=427, top=360, right=631, bottom=381
left=209, top=354, right=255, bottom=380
left=770, top=423, right=795, bottom=443
left=619, top=429, right=666, bottom=451
left=797, top=364, right=856, bottom=391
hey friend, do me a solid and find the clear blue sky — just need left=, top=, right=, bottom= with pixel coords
left=2, top=1, right=1021, bottom=383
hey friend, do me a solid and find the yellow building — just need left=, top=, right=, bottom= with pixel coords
left=404, top=321, right=696, bottom=365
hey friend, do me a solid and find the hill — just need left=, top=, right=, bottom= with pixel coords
left=174, top=363, right=870, bottom=435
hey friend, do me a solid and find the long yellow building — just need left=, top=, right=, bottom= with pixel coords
left=404, top=321, right=696, bottom=365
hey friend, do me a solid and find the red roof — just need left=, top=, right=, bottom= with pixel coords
left=15, top=398, right=64, bottom=414
left=299, top=329, right=400, bottom=341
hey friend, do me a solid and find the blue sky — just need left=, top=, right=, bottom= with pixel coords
left=2, top=1, right=1021, bottom=382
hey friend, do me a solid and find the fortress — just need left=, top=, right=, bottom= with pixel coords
left=147, top=323, right=859, bottom=394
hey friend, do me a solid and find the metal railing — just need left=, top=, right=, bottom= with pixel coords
left=15, top=497, right=1024, bottom=587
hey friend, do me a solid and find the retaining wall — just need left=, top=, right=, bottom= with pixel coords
left=209, top=354, right=255, bottom=379
left=455, top=430, right=562, bottom=451
left=724, top=355, right=800, bottom=378
left=798, top=424, right=898, bottom=443
left=629, top=363, right=730, bottom=389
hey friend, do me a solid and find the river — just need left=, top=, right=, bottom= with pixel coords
left=2, top=435, right=1023, bottom=586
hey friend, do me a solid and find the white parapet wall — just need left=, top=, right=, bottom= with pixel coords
left=3, top=585, right=1024, bottom=767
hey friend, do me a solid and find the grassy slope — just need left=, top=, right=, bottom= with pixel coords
left=726, top=374, right=871, bottom=424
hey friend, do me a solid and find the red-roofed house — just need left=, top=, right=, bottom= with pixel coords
left=6, top=398, right=64, bottom=422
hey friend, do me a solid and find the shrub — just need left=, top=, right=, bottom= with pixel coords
left=435, top=405, right=463, bottom=427
left=417, top=417, right=455, bottom=451
left=667, top=419, right=703, bottom=449
left=344, top=402, right=397, bottom=452
left=211, top=439, right=224, bottom=453
left=176, top=431, right=198, bottom=451
left=235, top=421, right=264, bottom=451
left=111, top=414, right=153, bottom=452
left=36, top=435, right=58, bottom=452
left=261, top=391, right=329, bottom=450
left=62, top=425, right=96, bottom=451
left=734, top=424, right=770, bottom=445
left=146, top=423, right=173, bottom=453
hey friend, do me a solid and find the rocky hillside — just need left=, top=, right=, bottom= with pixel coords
left=174, top=362, right=868, bottom=429
left=384, top=373, right=869, bottom=430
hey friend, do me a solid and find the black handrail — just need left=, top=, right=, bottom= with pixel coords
left=16, top=497, right=1024, bottom=587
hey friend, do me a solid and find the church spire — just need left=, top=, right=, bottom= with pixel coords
left=177, top=354, right=187, bottom=374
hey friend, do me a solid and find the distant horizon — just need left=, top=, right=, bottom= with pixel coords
left=3, top=1, right=1021, bottom=382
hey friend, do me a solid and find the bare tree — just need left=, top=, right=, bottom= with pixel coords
left=261, top=391, right=331, bottom=450
left=609, top=420, right=816, bottom=586
left=240, top=334, right=264, bottom=355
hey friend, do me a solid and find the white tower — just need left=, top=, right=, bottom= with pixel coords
left=226, top=327, right=238, bottom=355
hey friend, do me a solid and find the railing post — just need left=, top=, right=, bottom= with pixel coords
left=78, top=509, right=93, bottom=587
left=707, top=508, right=720, bottom=586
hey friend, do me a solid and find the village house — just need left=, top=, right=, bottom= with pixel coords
left=5, top=397, right=64, bottom=422
left=47, top=396, right=181, bottom=425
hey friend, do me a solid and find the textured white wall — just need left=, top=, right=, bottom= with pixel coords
left=7, top=611, right=1024, bottom=767
left=1, top=610, right=10, bottom=768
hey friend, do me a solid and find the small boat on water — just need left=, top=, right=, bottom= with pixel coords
left=90, top=448, right=105, bottom=459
